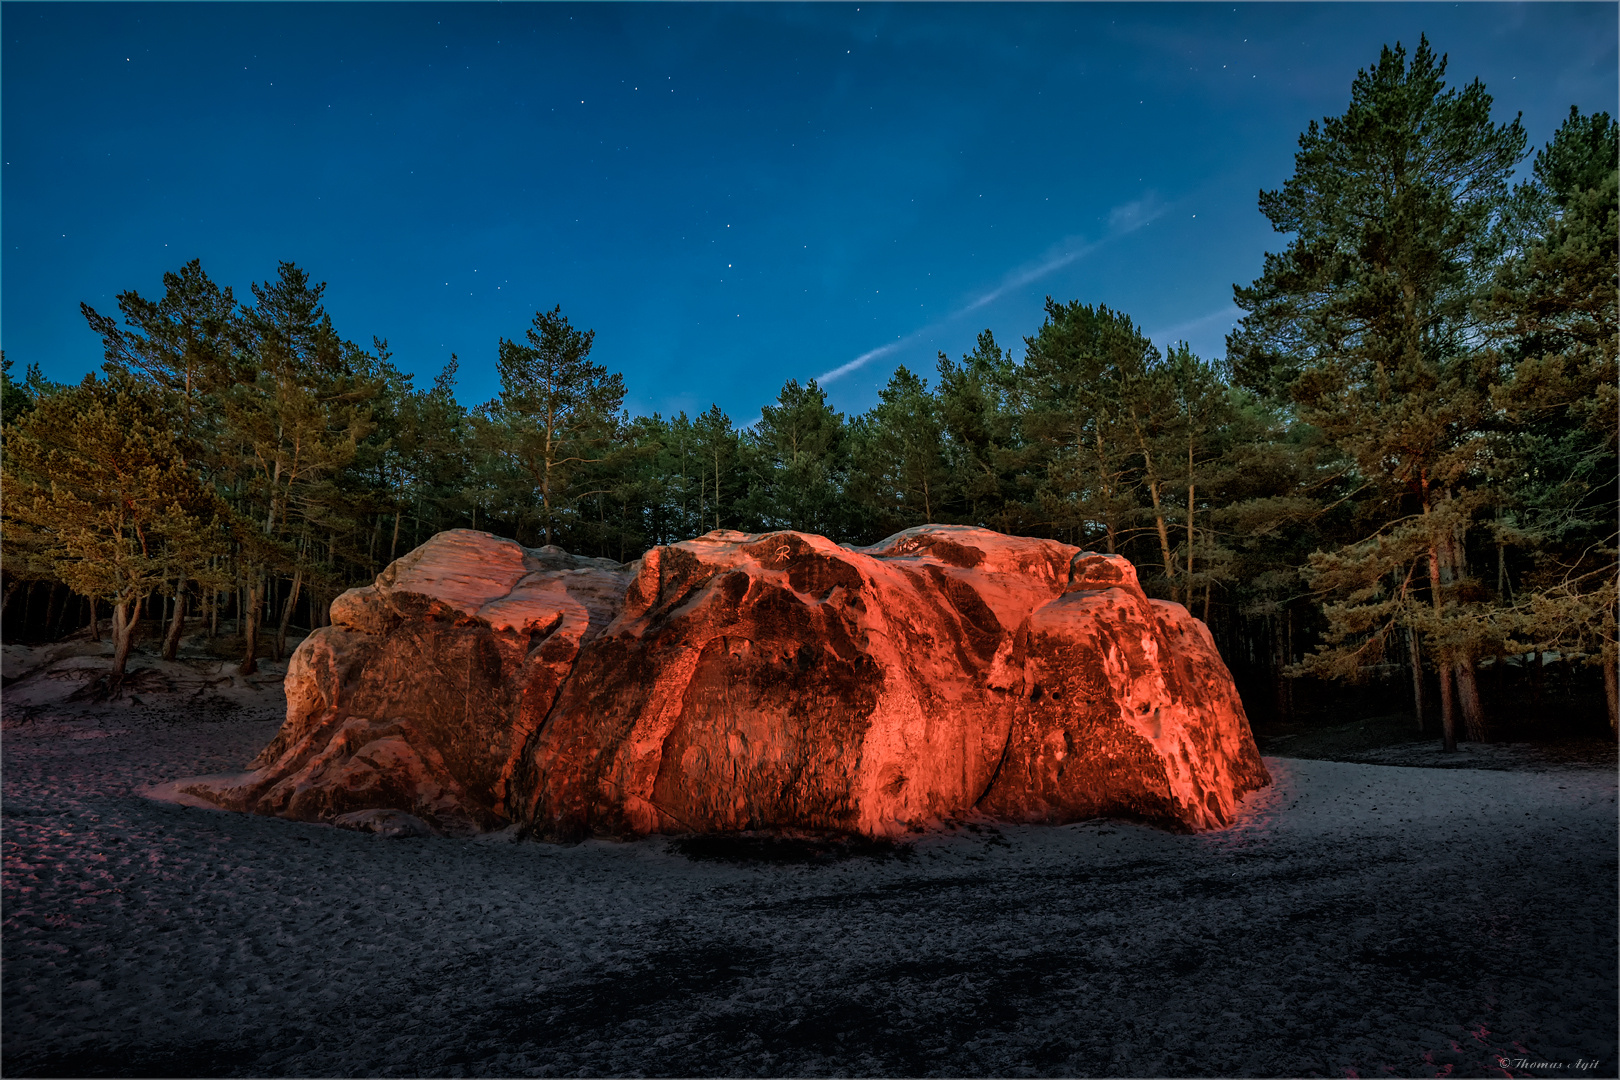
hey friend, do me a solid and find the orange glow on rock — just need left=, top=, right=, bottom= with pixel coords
left=174, top=526, right=1270, bottom=838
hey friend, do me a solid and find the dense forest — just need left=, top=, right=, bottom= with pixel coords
left=3, top=39, right=1615, bottom=744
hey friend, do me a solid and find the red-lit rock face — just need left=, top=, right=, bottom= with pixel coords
left=175, top=526, right=1269, bottom=837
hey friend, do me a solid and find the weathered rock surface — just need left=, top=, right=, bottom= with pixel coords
left=172, top=526, right=1269, bottom=837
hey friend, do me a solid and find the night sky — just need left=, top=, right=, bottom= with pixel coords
left=4, top=3, right=1615, bottom=423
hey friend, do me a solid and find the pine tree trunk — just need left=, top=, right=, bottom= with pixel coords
left=1605, top=604, right=1618, bottom=735
left=1144, top=478, right=1175, bottom=602
left=64, top=589, right=82, bottom=638
left=390, top=510, right=402, bottom=564
left=1441, top=532, right=1487, bottom=742
left=1426, top=537, right=1457, bottom=752
left=1437, top=663, right=1457, bottom=752
left=1454, top=661, right=1485, bottom=742
left=1408, top=624, right=1426, bottom=731
left=88, top=597, right=101, bottom=642
left=1604, top=656, right=1618, bottom=735
left=1096, top=430, right=1117, bottom=555
left=1286, top=607, right=1294, bottom=715
left=240, top=576, right=262, bottom=676
left=1185, top=482, right=1196, bottom=606
left=276, top=566, right=304, bottom=659
left=110, top=598, right=139, bottom=682
left=43, top=583, right=64, bottom=641
left=56, top=583, right=78, bottom=639
left=1185, top=419, right=1197, bottom=603
left=1422, top=483, right=1457, bottom=752
left=268, top=573, right=284, bottom=663
left=1198, top=527, right=1211, bottom=621
left=1272, top=614, right=1292, bottom=723
left=543, top=457, right=553, bottom=546
left=162, top=583, right=187, bottom=661
left=0, top=578, right=20, bottom=630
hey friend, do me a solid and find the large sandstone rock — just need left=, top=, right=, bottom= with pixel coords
left=172, top=526, right=1269, bottom=837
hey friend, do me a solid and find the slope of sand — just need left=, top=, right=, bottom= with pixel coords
left=2, top=668, right=1615, bottom=1078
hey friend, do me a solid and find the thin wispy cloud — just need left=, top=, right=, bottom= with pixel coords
left=815, top=194, right=1167, bottom=387
left=958, top=239, right=1099, bottom=315
left=1106, top=194, right=1163, bottom=235
left=1145, top=303, right=1241, bottom=348
left=814, top=338, right=911, bottom=385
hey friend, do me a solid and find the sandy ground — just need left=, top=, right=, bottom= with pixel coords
left=2, top=655, right=1616, bottom=1078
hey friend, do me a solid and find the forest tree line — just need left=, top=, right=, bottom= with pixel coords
left=3, top=39, right=1615, bottom=743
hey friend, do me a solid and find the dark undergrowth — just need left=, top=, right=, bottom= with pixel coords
left=1254, top=706, right=1617, bottom=770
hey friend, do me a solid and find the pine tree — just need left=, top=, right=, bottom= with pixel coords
left=934, top=331, right=1027, bottom=532
left=848, top=365, right=951, bottom=536
left=1230, top=36, right=1527, bottom=749
left=1482, top=108, right=1619, bottom=728
left=478, top=307, right=626, bottom=547
left=1022, top=301, right=1152, bottom=556
left=1, top=354, right=55, bottom=620
left=2, top=375, right=227, bottom=681
left=746, top=379, right=849, bottom=536
left=227, top=263, right=380, bottom=673
left=81, top=258, right=239, bottom=410
left=82, top=259, right=241, bottom=658
left=1162, top=342, right=1237, bottom=608
left=691, top=404, right=742, bottom=534
left=1, top=353, right=31, bottom=429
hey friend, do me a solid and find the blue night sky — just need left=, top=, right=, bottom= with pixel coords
left=4, top=3, right=1615, bottom=424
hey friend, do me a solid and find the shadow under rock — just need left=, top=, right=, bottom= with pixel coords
left=666, top=830, right=914, bottom=865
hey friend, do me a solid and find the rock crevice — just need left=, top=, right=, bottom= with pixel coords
left=175, top=525, right=1269, bottom=837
